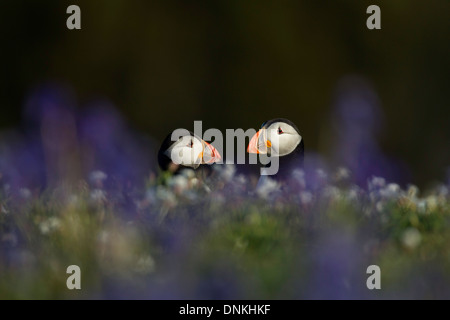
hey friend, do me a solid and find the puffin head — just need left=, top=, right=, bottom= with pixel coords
left=158, top=130, right=221, bottom=173
left=247, top=118, right=303, bottom=157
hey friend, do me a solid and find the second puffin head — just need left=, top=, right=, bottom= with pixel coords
left=247, top=118, right=303, bottom=157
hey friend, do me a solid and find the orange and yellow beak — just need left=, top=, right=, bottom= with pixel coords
left=247, top=129, right=271, bottom=154
left=200, top=141, right=222, bottom=164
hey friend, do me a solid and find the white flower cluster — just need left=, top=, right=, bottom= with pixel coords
left=39, top=217, right=61, bottom=235
left=137, top=166, right=450, bottom=217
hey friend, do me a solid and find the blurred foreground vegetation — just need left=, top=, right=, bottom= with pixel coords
left=1, top=167, right=449, bottom=299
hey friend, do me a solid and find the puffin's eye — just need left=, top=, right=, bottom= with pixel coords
left=187, top=139, right=194, bottom=148
left=277, top=127, right=283, bottom=134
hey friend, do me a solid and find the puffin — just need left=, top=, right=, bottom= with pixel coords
left=158, top=130, right=221, bottom=174
left=247, top=118, right=304, bottom=182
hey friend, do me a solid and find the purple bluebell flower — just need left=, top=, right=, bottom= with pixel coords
left=330, top=76, right=411, bottom=186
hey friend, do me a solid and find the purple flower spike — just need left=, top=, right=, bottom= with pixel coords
left=330, top=75, right=410, bottom=186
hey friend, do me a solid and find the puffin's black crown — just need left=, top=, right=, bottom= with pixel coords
left=261, top=118, right=301, bottom=135
left=157, top=130, right=199, bottom=172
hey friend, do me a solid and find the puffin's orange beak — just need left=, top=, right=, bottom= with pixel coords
left=248, top=129, right=269, bottom=154
left=202, top=141, right=222, bottom=164
left=247, top=130, right=261, bottom=154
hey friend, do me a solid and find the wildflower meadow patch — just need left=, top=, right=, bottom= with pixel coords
left=1, top=162, right=449, bottom=299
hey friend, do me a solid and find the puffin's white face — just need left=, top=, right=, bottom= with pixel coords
left=166, top=135, right=221, bottom=168
left=248, top=121, right=302, bottom=157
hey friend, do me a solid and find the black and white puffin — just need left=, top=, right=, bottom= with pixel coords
left=158, top=130, right=221, bottom=174
left=247, top=118, right=304, bottom=181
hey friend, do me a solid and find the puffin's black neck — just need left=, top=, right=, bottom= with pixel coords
left=266, top=139, right=304, bottom=181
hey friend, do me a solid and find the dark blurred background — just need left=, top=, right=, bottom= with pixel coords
left=0, top=0, right=449, bottom=187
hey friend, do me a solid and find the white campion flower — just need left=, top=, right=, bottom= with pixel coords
left=406, top=184, right=419, bottom=199
left=323, top=186, right=341, bottom=201
left=335, top=167, right=351, bottom=182
left=416, top=200, right=427, bottom=214
left=433, top=185, right=448, bottom=201
left=438, top=185, right=448, bottom=197
left=39, top=217, right=61, bottom=235
left=292, top=169, right=306, bottom=188
left=217, top=164, right=236, bottom=183
left=316, top=169, right=328, bottom=180
left=299, top=191, right=313, bottom=205
left=89, top=170, right=108, bottom=183
left=375, top=201, right=385, bottom=213
left=90, top=189, right=107, bottom=203
left=426, top=196, right=438, bottom=212
left=179, top=168, right=195, bottom=180
left=168, top=175, right=189, bottom=193
left=379, top=183, right=401, bottom=199
left=19, top=188, right=32, bottom=200
left=401, top=227, right=422, bottom=249
left=256, top=176, right=279, bottom=198
left=368, top=176, right=386, bottom=191
left=235, top=174, right=247, bottom=186
left=346, top=186, right=360, bottom=202
left=387, top=183, right=400, bottom=193
left=97, top=230, right=109, bottom=244
left=134, top=255, right=155, bottom=274
left=189, top=177, right=200, bottom=188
